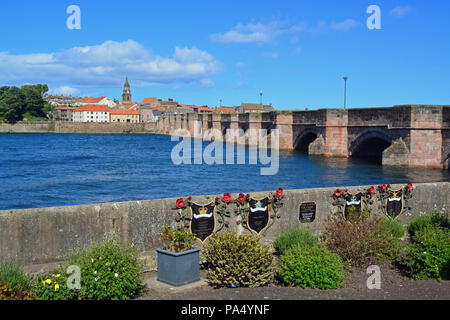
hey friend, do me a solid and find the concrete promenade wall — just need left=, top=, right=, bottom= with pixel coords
left=0, top=182, right=449, bottom=267
left=0, top=121, right=156, bottom=134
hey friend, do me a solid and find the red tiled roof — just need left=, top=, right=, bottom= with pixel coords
left=141, top=97, right=156, bottom=105
left=215, top=107, right=235, bottom=114
left=179, top=104, right=198, bottom=109
left=152, top=106, right=166, bottom=112
left=197, top=106, right=213, bottom=112
left=73, top=104, right=109, bottom=112
left=76, top=96, right=106, bottom=103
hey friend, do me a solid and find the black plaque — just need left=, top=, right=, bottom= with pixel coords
left=343, top=192, right=362, bottom=221
left=299, top=202, right=316, bottom=223
left=190, top=202, right=216, bottom=242
left=247, top=197, right=270, bottom=234
left=386, top=188, right=404, bottom=219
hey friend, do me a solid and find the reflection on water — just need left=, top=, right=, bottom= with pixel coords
left=0, top=133, right=448, bottom=210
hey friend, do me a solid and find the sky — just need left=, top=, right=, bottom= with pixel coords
left=0, top=0, right=449, bottom=110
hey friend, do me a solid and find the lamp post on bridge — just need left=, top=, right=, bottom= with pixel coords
left=260, top=90, right=263, bottom=110
left=343, top=76, right=348, bottom=109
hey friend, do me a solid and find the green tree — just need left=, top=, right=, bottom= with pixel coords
left=0, top=86, right=24, bottom=123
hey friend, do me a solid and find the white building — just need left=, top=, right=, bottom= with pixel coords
left=73, top=105, right=110, bottom=122
left=75, top=96, right=116, bottom=108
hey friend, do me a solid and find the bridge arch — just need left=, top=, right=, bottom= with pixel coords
left=350, top=129, right=393, bottom=164
left=293, top=128, right=319, bottom=152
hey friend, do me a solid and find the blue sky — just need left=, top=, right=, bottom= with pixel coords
left=0, top=0, right=449, bottom=109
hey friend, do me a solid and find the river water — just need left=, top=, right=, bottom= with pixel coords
left=0, top=133, right=448, bottom=210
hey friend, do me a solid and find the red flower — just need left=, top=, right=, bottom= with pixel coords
left=369, top=186, right=375, bottom=195
left=276, top=187, right=284, bottom=198
left=222, top=193, right=232, bottom=204
left=407, top=182, right=413, bottom=190
left=175, top=198, right=185, bottom=209
left=215, top=197, right=220, bottom=203
left=237, top=193, right=246, bottom=204
left=187, top=196, right=192, bottom=201
left=334, top=189, right=341, bottom=198
left=344, top=189, right=348, bottom=193
left=246, top=194, right=250, bottom=199
left=382, top=185, right=386, bottom=191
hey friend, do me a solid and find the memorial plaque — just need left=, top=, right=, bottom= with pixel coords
left=247, top=197, right=270, bottom=235
left=299, top=202, right=316, bottom=223
left=386, top=188, right=404, bottom=219
left=343, top=192, right=362, bottom=221
left=189, top=202, right=216, bottom=242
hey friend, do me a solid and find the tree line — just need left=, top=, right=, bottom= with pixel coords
left=0, top=84, right=52, bottom=123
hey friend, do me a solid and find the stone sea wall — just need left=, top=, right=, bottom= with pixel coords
left=0, top=121, right=156, bottom=134
left=0, top=182, right=448, bottom=268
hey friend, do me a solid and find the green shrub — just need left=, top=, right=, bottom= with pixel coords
left=160, top=225, right=196, bottom=253
left=0, top=281, right=37, bottom=300
left=67, top=238, right=144, bottom=300
left=33, top=269, right=77, bottom=300
left=278, top=245, right=345, bottom=289
left=323, top=214, right=402, bottom=268
left=0, top=261, right=32, bottom=290
left=274, top=226, right=318, bottom=255
left=202, top=232, right=274, bottom=288
left=381, top=218, right=406, bottom=239
left=405, top=226, right=450, bottom=280
left=408, top=210, right=449, bottom=237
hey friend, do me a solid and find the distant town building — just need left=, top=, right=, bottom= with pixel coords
left=110, top=109, right=140, bottom=123
left=53, top=106, right=76, bottom=121
left=75, top=96, right=115, bottom=108
left=235, top=103, right=274, bottom=113
left=73, top=105, right=110, bottom=122
left=44, top=95, right=77, bottom=106
left=215, top=106, right=236, bottom=114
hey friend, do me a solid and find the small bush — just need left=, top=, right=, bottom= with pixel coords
left=405, top=226, right=450, bottom=280
left=160, top=225, right=196, bottom=253
left=202, top=232, right=274, bottom=288
left=274, top=226, right=318, bottom=255
left=323, top=214, right=402, bottom=268
left=0, top=281, right=37, bottom=300
left=278, top=245, right=345, bottom=289
left=33, top=269, right=77, bottom=300
left=408, top=210, right=449, bottom=237
left=382, top=218, right=406, bottom=239
left=0, top=261, right=32, bottom=290
left=67, top=238, right=144, bottom=300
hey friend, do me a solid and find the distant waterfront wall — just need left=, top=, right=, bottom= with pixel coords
left=0, top=121, right=156, bottom=134
left=0, top=182, right=449, bottom=266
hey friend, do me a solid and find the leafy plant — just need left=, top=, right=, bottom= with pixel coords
left=405, top=225, right=450, bottom=280
left=323, top=214, right=402, bottom=268
left=278, top=245, right=345, bottom=289
left=0, top=260, right=32, bottom=290
left=67, top=238, right=144, bottom=300
left=408, top=210, right=449, bottom=237
left=160, top=225, right=197, bottom=253
left=33, top=269, right=77, bottom=300
left=273, top=226, right=318, bottom=255
left=0, top=281, right=37, bottom=300
left=381, top=217, right=406, bottom=239
left=202, top=232, right=274, bottom=288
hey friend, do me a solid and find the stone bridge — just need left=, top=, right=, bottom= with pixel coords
left=156, top=105, right=450, bottom=169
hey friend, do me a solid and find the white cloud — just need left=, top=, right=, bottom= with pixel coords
left=329, top=19, right=360, bottom=31
left=390, top=6, right=411, bottom=17
left=261, top=52, right=279, bottom=59
left=48, top=86, right=79, bottom=96
left=210, top=21, right=306, bottom=44
left=0, top=39, right=222, bottom=89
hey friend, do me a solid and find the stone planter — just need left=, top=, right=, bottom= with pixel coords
left=156, top=247, right=201, bottom=286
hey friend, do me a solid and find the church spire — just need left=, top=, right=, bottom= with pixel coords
left=122, top=77, right=132, bottom=103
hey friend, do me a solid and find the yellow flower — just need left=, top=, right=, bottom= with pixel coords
left=52, top=274, right=61, bottom=278
left=45, top=279, right=52, bottom=284
left=54, top=283, right=59, bottom=292
left=41, top=281, right=46, bottom=286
